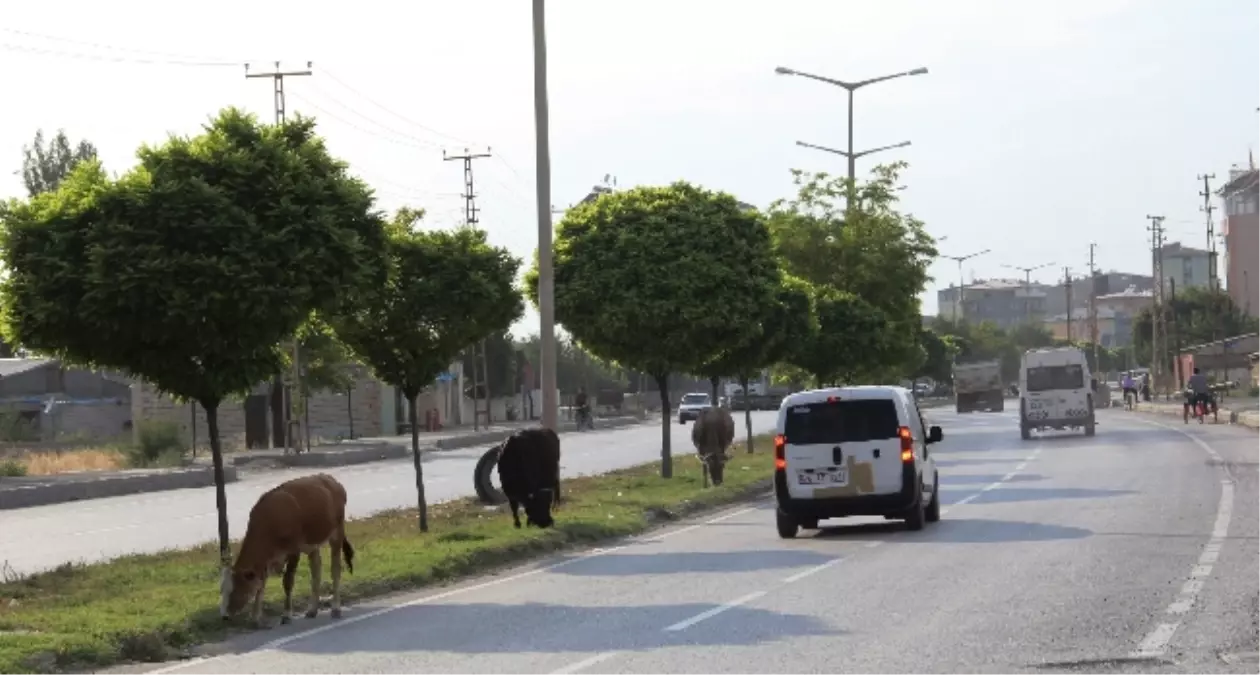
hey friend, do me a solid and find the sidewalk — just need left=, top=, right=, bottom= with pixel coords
left=1132, top=398, right=1259, bottom=430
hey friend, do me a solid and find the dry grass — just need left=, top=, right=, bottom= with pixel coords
left=19, top=449, right=126, bottom=476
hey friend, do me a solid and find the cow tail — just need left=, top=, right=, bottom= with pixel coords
left=342, top=538, right=355, bottom=575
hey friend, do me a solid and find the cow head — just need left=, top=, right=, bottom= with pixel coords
left=702, top=451, right=730, bottom=486
left=523, top=488, right=555, bottom=528
left=219, top=564, right=264, bottom=619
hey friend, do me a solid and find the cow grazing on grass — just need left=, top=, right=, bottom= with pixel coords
left=220, top=473, right=355, bottom=626
left=692, top=406, right=735, bottom=487
left=496, top=427, right=562, bottom=529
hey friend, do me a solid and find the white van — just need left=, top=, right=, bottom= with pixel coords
left=1018, top=347, right=1096, bottom=439
left=772, top=386, right=943, bottom=538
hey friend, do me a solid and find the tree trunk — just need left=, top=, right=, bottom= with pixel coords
left=709, top=375, right=720, bottom=404
left=407, top=392, right=429, bottom=532
left=655, top=373, right=672, bottom=479
left=203, top=398, right=232, bottom=563
left=740, top=373, right=754, bottom=454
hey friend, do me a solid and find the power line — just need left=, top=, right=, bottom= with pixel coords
left=289, top=92, right=444, bottom=152
left=0, top=27, right=243, bottom=64
left=320, top=67, right=474, bottom=147
left=0, top=41, right=239, bottom=67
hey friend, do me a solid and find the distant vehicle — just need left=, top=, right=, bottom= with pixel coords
left=677, top=392, right=711, bottom=424
left=772, top=385, right=943, bottom=539
left=1018, top=347, right=1096, bottom=440
left=953, top=359, right=1004, bottom=413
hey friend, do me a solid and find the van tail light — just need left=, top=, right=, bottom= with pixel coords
left=773, top=434, right=786, bottom=470
left=898, top=426, right=914, bottom=462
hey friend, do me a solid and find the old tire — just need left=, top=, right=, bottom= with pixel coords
left=776, top=508, right=799, bottom=539
left=473, top=445, right=505, bottom=505
left=903, top=484, right=926, bottom=531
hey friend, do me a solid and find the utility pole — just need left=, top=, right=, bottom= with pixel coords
left=1002, top=262, right=1055, bottom=325
left=532, top=0, right=559, bottom=438
left=1199, top=173, right=1224, bottom=387
left=1088, top=243, right=1100, bottom=373
left=247, top=61, right=312, bottom=455
left=1063, top=267, right=1073, bottom=342
left=1170, top=276, right=1184, bottom=389
left=444, top=148, right=494, bottom=430
left=1146, top=214, right=1166, bottom=392
left=943, top=249, right=991, bottom=323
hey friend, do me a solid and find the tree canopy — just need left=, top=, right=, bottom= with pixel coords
left=20, top=128, right=98, bottom=198
left=1133, top=286, right=1258, bottom=368
left=332, top=208, right=523, bottom=531
left=0, top=107, right=387, bottom=558
left=525, top=180, right=780, bottom=477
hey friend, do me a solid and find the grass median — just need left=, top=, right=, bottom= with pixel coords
left=0, top=434, right=776, bottom=673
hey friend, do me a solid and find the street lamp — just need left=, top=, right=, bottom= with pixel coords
left=532, top=0, right=558, bottom=431
left=776, top=65, right=928, bottom=209
left=1002, top=262, right=1055, bottom=324
left=942, top=249, right=991, bottom=322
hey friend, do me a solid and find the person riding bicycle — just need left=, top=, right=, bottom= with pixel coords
left=1186, top=368, right=1213, bottom=417
left=1121, top=372, right=1137, bottom=407
left=574, top=387, right=591, bottom=426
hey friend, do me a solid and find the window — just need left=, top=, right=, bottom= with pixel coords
left=1025, top=365, right=1085, bottom=392
left=784, top=399, right=900, bottom=445
left=680, top=393, right=709, bottom=405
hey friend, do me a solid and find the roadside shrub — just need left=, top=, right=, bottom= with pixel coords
left=0, top=457, right=27, bottom=476
left=124, top=421, right=187, bottom=468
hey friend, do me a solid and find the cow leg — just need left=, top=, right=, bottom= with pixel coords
left=304, top=548, right=323, bottom=619
left=280, top=554, right=300, bottom=624
left=553, top=469, right=563, bottom=507
left=329, top=538, right=344, bottom=619
left=702, top=461, right=710, bottom=488
left=508, top=497, right=522, bottom=528
left=251, top=573, right=268, bottom=627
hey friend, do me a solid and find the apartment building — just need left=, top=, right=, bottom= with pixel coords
left=1220, top=166, right=1258, bottom=316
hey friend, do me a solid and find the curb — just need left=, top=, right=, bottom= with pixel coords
left=1133, top=402, right=1260, bottom=430
left=0, top=465, right=240, bottom=511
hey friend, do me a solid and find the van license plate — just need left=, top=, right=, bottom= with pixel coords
left=798, top=468, right=848, bottom=485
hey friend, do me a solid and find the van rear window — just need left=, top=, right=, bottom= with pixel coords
left=784, top=399, right=900, bottom=445
left=1026, top=365, right=1084, bottom=392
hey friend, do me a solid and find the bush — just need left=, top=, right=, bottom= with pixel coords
left=123, top=422, right=186, bottom=468
left=0, top=458, right=27, bottom=477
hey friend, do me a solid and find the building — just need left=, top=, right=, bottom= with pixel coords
left=1043, top=307, right=1124, bottom=347
left=0, top=358, right=133, bottom=442
left=1096, top=285, right=1155, bottom=317
left=937, top=278, right=1047, bottom=329
left=1040, top=272, right=1154, bottom=316
left=1158, top=241, right=1212, bottom=293
left=1220, top=166, right=1259, bottom=316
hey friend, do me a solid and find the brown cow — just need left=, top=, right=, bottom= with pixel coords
left=219, top=473, right=355, bottom=626
left=692, top=406, right=735, bottom=487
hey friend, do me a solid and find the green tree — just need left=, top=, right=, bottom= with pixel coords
left=913, top=328, right=957, bottom=385
left=698, top=275, right=814, bottom=452
left=767, top=162, right=937, bottom=377
left=1133, top=286, right=1259, bottom=368
left=525, top=181, right=780, bottom=478
left=0, top=108, right=386, bottom=559
left=20, top=128, right=99, bottom=198
left=333, top=209, right=522, bottom=531
left=788, top=284, right=889, bottom=387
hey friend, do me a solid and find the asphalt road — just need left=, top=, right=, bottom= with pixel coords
left=142, top=407, right=1258, bottom=674
left=0, top=413, right=779, bottom=577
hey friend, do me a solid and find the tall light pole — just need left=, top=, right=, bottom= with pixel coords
left=942, top=249, right=991, bottom=322
left=775, top=65, right=928, bottom=211
left=532, top=0, right=558, bottom=431
left=1002, top=262, right=1055, bottom=325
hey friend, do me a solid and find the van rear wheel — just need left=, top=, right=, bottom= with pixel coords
left=775, top=508, right=799, bottom=539
left=903, top=486, right=926, bottom=531
left=925, top=473, right=941, bottom=523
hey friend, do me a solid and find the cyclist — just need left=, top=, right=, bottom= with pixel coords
left=1186, top=367, right=1213, bottom=421
left=1121, top=371, right=1137, bottom=409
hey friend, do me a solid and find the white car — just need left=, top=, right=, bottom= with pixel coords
left=677, top=392, right=711, bottom=424
left=772, top=385, right=943, bottom=538
left=1018, top=346, right=1096, bottom=439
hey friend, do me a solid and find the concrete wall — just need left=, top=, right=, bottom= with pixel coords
left=45, top=399, right=132, bottom=441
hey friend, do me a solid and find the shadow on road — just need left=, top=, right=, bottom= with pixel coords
left=939, top=473, right=1046, bottom=486
left=548, top=549, right=837, bottom=577
left=934, top=458, right=1025, bottom=468
left=275, top=601, right=840, bottom=655
left=812, top=517, right=1093, bottom=544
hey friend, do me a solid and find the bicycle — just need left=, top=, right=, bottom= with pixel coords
left=1123, top=389, right=1136, bottom=411
left=1183, top=393, right=1218, bottom=424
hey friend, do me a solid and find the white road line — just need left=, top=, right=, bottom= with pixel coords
left=1129, top=422, right=1235, bottom=659
left=148, top=502, right=763, bottom=674
left=663, top=591, right=767, bottom=632
left=550, top=651, right=621, bottom=674
left=784, top=557, right=845, bottom=583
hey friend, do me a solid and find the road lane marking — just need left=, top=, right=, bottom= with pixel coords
left=1129, top=422, right=1235, bottom=659
left=148, top=501, right=766, bottom=674
left=551, top=651, right=621, bottom=674
left=784, top=557, right=846, bottom=583
left=663, top=591, right=767, bottom=632
left=938, top=446, right=1042, bottom=518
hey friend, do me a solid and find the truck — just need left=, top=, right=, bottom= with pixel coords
left=953, top=359, right=1004, bottom=413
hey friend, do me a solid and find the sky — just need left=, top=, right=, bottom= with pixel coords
left=2, top=0, right=1257, bottom=339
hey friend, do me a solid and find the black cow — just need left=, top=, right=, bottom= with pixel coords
left=496, top=427, right=562, bottom=529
